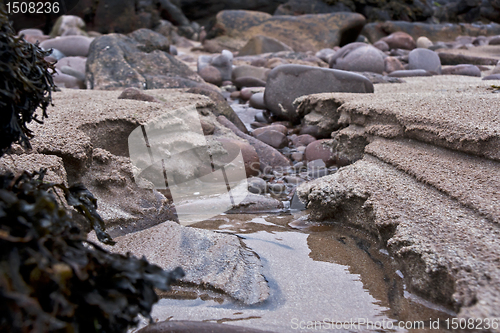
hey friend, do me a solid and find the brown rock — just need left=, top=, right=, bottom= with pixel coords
left=441, top=64, right=481, bottom=77
left=198, top=65, right=223, bottom=86
left=373, top=40, right=389, bottom=52
left=216, top=137, right=260, bottom=177
left=238, top=35, right=294, bottom=56
left=304, top=139, right=337, bottom=167
left=208, top=10, right=366, bottom=52
left=380, top=31, right=416, bottom=50
left=252, top=124, right=288, bottom=137
left=329, top=43, right=386, bottom=74
left=292, top=134, right=316, bottom=147
left=118, top=87, right=160, bottom=102
left=40, top=36, right=94, bottom=57
left=384, top=56, right=405, bottom=73
left=255, top=130, right=288, bottom=149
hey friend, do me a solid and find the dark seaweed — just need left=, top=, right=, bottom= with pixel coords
left=0, top=5, right=55, bottom=157
left=0, top=170, right=184, bottom=333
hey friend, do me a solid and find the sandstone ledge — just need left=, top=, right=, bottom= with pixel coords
left=297, top=76, right=500, bottom=327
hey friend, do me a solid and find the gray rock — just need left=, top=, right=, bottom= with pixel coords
left=249, top=92, right=267, bottom=110
left=441, top=64, right=481, bottom=77
left=248, top=176, right=267, bottom=194
left=329, top=43, right=386, bottom=74
left=232, top=65, right=269, bottom=82
left=380, top=31, right=416, bottom=50
left=86, top=29, right=203, bottom=90
left=388, top=69, right=433, bottom=77
left=315, top=48, right=336, bottom=63
left=41, top=36, right=93, bottom=57
left=234, top=77, right=266, bottom=89
left=55, top=56, right=86, bottom=74
left=305, top=140, right=337, bottom=167
left=264, top=64, right=374, bottom=123
left=252, top=124, right=288, bottom=137
left=408, top=48, right=442, bottom=74
left=91, top=221, right=270, bottom=305
left=198, top=65, right=222, bottom=86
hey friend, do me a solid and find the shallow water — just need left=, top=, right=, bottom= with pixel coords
left=149, top=212, right=454, bottom=332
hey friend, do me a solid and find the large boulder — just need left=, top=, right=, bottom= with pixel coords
left=238, top=35, right=293, bottom=56
left=264, top=65, right=374, bottom=123
left=207, top=10, right=366, bottom=52
left=86, top=29, right=203, bottom=90
left=329, top=43, right=386, bottom=74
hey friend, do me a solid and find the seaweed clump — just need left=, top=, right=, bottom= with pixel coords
left=0, top=6, right=184, bottom=332
left=0, top=5, right=54, bottom=155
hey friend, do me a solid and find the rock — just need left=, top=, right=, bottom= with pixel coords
left=380, top=31, right=416, bottom=50
left=489, top=35, right=500, bottom=45
left=18, top=28, right=43, bottom=36
left=232, top=65, right=269, bottom=82
left=234, top=77, right=266, bottom=89
left=240, top=87, right=259, bottom=100
left=291, top=134, right=316, bottom=147
left=267, top=182, right=286, bottom=195
left=299, top=125, right=324, bottom=138
left=117, top=87, right=160, bottom=102
left=483, top=74, right=500, bottom=80
left=248, top=176, right=267, bottom=194
left=441, top=64, right=481, bottom=77
left=53, top=69, right=84, bottom=89
left=92, top=221, right=269, bottom=305
left=438, top=52, right=499, bottom=66
left=315, top=48, right=336, bottom=63
left=362, top=21, right=500, bottom=44
left=40, top=36, right=93, bottom=57
left=249, top=92, right=267, bottom=110
left=0, top=154, right=67, bottom=185
left=138, top=321, right=275, bottom=333
left=218, top=116, right=291, bottom=173
left=373, top=40, right=389, bottom=52
left=210, top=50, right=233, bottom=81
left=228, top=193, right=284, bottom=213
left=416, top=36, right=433, bottom=49
left=186, top=86, right=248, bottom=133
left=49, top=15, right=87, bottom=37
left=329, top=43, right=386, bottom=74
left=55, top=56, right=86, bottom=74
left=216, top=137, right=260, bottom=177
left=304, top=139, right=336, bottom=167
left=255, top=130, right=288, bottom=149
left=408, top=48, right=442, bottom=74
left=388, top=69, right=433, bottom=77
left=208, top=10, right=366, bottom=52
left=291, top=152, right=304, bottom=162
left=60, top=66, right=86, bottom=82
left=238, top=35, right=293, bottom=56
left=264, top=64, right=374, bottom=123
left=86, top=29, right=203, bottom=90
left=274, top=0, right=353, bottom=15
left=384, top=56, right=405, bottom=73
left=252, top=124, right=288, bottom=137
left=198, top=65, right=222, bottom=86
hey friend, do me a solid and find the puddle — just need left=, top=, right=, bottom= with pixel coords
left=148, top=213, right=454, bottom=332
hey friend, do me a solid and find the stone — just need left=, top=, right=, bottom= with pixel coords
left=218, top=116, right=291, bottom=173
left=228, top=193, right=284, bottom=212
left=252, top=124, right=288, bottom=137
left=186, top=86, right=249, bottom=133
left=40, top=36, right=94, bottom=57
left=216, top=137, right=260, bottom=177
left=210, top=50, right=233, bottom=81
left=92, top=221, right=269, bottom=305
left=304, top=139, right=336, bottom=167
left=416, top=36, right=433, bottom=49
left=137, top=321, right=274, bottom=333
left=49, top=15, right=87, bottom=37
left=86, top=29, right=203, bottom=90
left=232, top=65, right=269, bottom=82
left=489, top=35, right=500, bottom=45
left=373, top=40, right=389, bottom=52
left=238, top=35, right=293, bottom=56
left=384, top=56, right=405, bottom=73
left=249, top=92, right=267, bottom=110
left=362, top=21, right=500, bottom=44
left=60, top=66, right=85, bottom=82
left=0, top=154, right=67, bottom=185
left=388, top=69, right=433, bottom=77
left=53, top=69, right=84, bottom=89
left=264, top=64, right=374, bottom=123
left=291, top=134, right=316, bottom=147
left=234, top=77, right=266, bottom=89
left=248, top=176, right=267, bottom=194
left=437, top=52, right=499, bottom=66
left=329, top=43, right=386, bottom=74
left=208, top=10, right=366, bottom=52
left=55, top=56, right=86, bottom=74
left=299, top=125, right=323, bottom=138
left=117, top=87, right=160, bottom=102
left=483, top=74, right=500, bottom=80
left=380, top=31, right=416, bottom=50
left=198, top=65, right=223, bottom=86
left=274, top=0, right=353, bottom=15
left=255, top=130, right=288, bottom=149
left=408, top=48, right=442, bottom=74
left=441, top=64, right=481, bottom=77
left=240, top=87, right=257, bottom=100
left=315, top=48, right=336, bottom=63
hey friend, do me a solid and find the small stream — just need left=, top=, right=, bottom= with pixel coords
left=150, top=212, right=455, bottom=332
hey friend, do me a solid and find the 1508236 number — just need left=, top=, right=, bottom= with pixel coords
left=6, top=2, right=60, bottom=14
left=445, top=318, right=499, bottom=330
